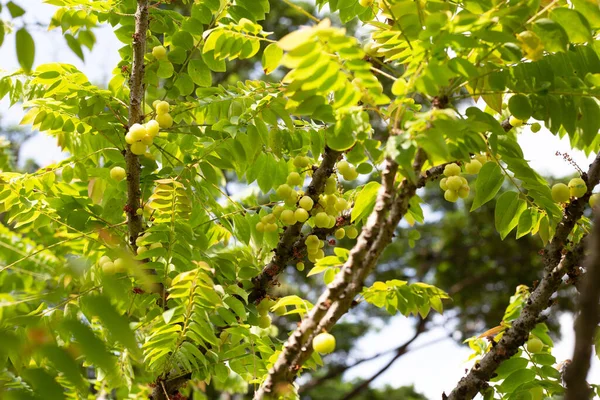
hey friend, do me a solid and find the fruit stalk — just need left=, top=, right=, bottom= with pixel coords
left=125, top=0, right=148, bottom=250
left=446, top=150, right=600, bottom=400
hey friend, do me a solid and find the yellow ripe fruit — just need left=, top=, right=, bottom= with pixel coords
left=128, top=123, right=147, bottom=141
left=296, top=262, right=305, bottom=271
left=443, top=163, right=461, bottom=177
left=345, top=225, right=359, bottom=239
left=465, top=160, right=482, bottom=175
left=150, top=242, right=162, bottom=249
left=335, top=228, right=345, bottom=239
left=314, top=212, right=330, bottom=228
left=285, top=190, right=298, bottom=207
left=305, top=234, right=320, bottom=247
left=102, top=261, right=116, bottom=274
left=145, top=120, right=160, bottom=138
left=137, top=245, right=148, bottom=256
left=312, top=332, right=336, bottom=354
left=295, top=208, right=309, bottom=223
left=551, top=183, right=570, bottom=203
left=293, top=156, right=310, bottom=168
left=343, top=168, right=359, bottom=181
left=569, top=177, right=587, bottom=198
left=280, top=209, right=297, bottom=225
left=155, top=100, right=170, bottom=115
left=265, top=223, right=278, bottom=232
left=276, top=184, right=293, bottom=199
left=287, top=172, right=303, bottom=186
left=299, top=196, right=314, bottom=211
left=262, top=214, right=276, bottom=224
left=324, top=195, right=337, bottom=207
left=152, top=45, right=167, bottom=60
left=273, top=305, right=286, bottom=316
left=509, top=116, right=524, bottom=128
left=458, top=185, right=470, bottom=199
left=530, top=122, right=542, bottom=133
left=307, top=246, right=319, bottom=255
left=526, top=337, right=544, bottom=353
left=318, top=240, right=324, bottom=248
left=474, top=154, right=488, bottom=165
left=324, top=177, right=337, bottom=195
left=144, top=152, right=155, bottom=160
left=155, top=113, right=173, bottom=128
left=113, top=258, right=126, bottom=272
left=444, top=189, right=459, bottom=202
left=326, top=215, right=336, bottom=229
left=99, top=255, right=112, bottom=266
left=315, top=249, right=325, bottom=260
left=136, top=208, right=143, bottom=216
left=130, top=142, right=147, bottom=155
left=335, top=198, right=348, bottom=212
left=256, top=221, right=265, bottom=232
left=359, top=0, right=374, bottom=6
left=110, top=166, right=126, bottom=182
left=272, top=205, right=285, bottom=218
left=125, top=131, right=137, bottom=144
left=439, top=178, right=448, bottom=191
left=337, top=160, right=350, bottom=175
left=590, top=193, right=599, bottom=208
left=141, top=134, right=153, bottom=145
left=446, top=176, right=463, bottom=191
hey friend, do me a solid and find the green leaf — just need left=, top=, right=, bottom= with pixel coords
left=81, top=295, right=140, bottom=356
left=188, top=59, right=212, bottom=87
left=40, top=346, right=87, bottom=393
left=7, top=1, right=25, bottom=18
left=550, top=8, right=592, bottom=44
left=578, top=97, right=600, bottom=146
left=16, top=28, right=35, bottom=72
left=493, top=357, right=529, bottom=380
left=471, top=163, right=504, bottom=211
left=498, top=368, right=536, bottom=393
left=157, top=60, right=174, bottom=78
left=64, top=34, right=84, bottom=61
left=62, top=320, right=117, bottom=376
left=532, top=19, right=568, bottom=53
left=495, top=192, right=527, bottom=240
left=351, top=181, right=380, bottom=223
left=22, top=368, right=64, bottom=400
left=262, top=43, right=283, bottom=75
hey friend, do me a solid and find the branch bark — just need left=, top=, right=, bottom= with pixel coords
left=564, top=213, right=600, bottom=400
left=125, top=0, right=148, bottom=249
left=249, top=146, right=341, bottom=302
left=445, top=152, right=600, bottom=400
left=254, top=149, right=448, bottom=398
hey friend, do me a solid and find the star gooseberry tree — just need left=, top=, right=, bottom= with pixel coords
left=1, top=0, right=600, bottom=399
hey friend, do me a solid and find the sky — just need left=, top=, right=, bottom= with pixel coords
left=1, top=2, right=599, bottom=399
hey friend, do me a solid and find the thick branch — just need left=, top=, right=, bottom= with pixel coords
left=565, top=214, right=600, bottom=400
left=254, top=149, right=443, bottom=398
left=445, top=152, right=600, bottom=399
left=125, top=0, right=148, bottom=250
left=249, top=146, right=341, bottom=302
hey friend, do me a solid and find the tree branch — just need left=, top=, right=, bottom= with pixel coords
left=445, top=151, right=600, bottom=399
left=254, top=148, right=445, bottom=398
left=565, top=213, right=600, bottom=400
left=340, top=318, right=428, bottom=400
left=125, top=0, right=148, bottom=250
left=249, top=146, right=341, bottom=303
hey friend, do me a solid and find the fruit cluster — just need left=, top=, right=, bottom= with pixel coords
left=439, top=157, right=483, bottom=203
left=551, top=177, right=588, bottom=203
left=255, top=157, right=361, bottom=265
left=136, top=232, right=163, bottom=256
left=98, top=255, right=126, bottom=274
